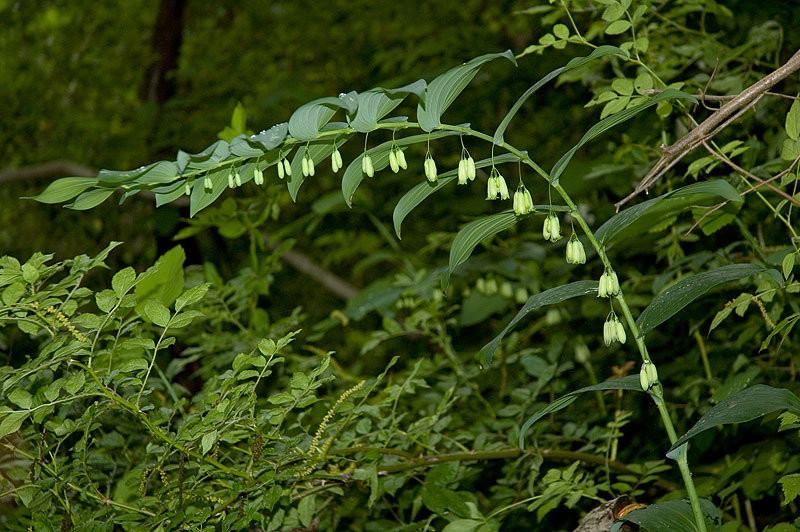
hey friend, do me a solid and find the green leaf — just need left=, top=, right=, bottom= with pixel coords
left=7, top=389, right=32, bottom=410
left=442, top=520, right=482, bottom=532
left=185, top=142, right=230, bottom=172
left=444, top=212, right=520, bottom=291
left=288, top=96, right=348, bottom=141
left=287, top=135, right=352, bottom=201
left=144, top=299, right=171, bottom=328
left=786, top=99, right=800, bottom=141
left=393, top=153, right=520, bottom=238
left=250, top=122, right=289, bottom=150
left=610, top=499, right=721, bottom=532
left=605, top=20, right=632, bottom=35
left=135, top=246, right=185, bottom=316
left=0, top=411, right=28, bottom=439
left=298, top=495, right=316, bottom=528
left=551, top=89, right=696, bottom=184
left=493, top=46, right=627, bottom=145
left=342, top=130, right=460, bottom=206
left=112, top=267, right=137, bottom=298
left=783, top=252, right=796, bottom=279
left=349, top=88, right=408, bottom=133
left=480, top=281, right=597, bottom=366
left=30, top=177, right=97, bottom=204
left=65, top=188, right=115, bottom=210
left=418, top=50, right=517, bottom=132
left=189, top=166, right=228, bottom=217
left=779, top=473, right=800, bottom=505
left=229, top=134, right=265, bottom=157
left=636, top=264, right=764, bottom=336
left=175, top=283, right=211, bottom=312
left=667, top=385, right=800, bottom=459
left=594, top=180, right=741, bottom=244
left=781, top=138, right=800, bottom=161
left=519, top=375, right=643, bottom=447
left=168, top=310, right=203, bottom=329
left=201, top=430, right=217, bottom=455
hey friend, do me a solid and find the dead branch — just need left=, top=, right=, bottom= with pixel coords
left=617, top=47, right=800, bottom=210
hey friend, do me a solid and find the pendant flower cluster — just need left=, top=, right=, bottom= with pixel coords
left=639, top=360, right=659, bottom=391
left=457, top=149, right=476, bottom=185
left=603, top=312, right=626, bottom=346
left=542, top=213, right=561, bottom=242
left=486, top=166, right=509, bottom=200
left=565, top=234, right=586, bottom=264
left=513, top=184, right=534, bottom=215
left=597, top=268, right=620, bottom=297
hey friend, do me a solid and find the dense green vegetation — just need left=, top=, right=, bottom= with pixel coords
left=2, top=1, right=800, bottom=531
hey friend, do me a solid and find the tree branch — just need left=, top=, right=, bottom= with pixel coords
left=617, top=47, right=800, bottom=210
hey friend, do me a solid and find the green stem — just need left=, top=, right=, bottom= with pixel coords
left=70, top=360, right=248, bottom=479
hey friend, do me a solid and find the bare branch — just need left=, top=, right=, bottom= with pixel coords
left=617, top=47, right=800, bottom=210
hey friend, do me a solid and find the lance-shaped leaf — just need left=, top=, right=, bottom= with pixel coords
left=594, top=180, right=741, bottom=245
left=666, top=385, right=800, bottom=459
left=97, top=162, right=159, bottom=185
left=287, top=135, right=352, bottom=201
left=289, top=96, right=350, bottom=141
left=443, top=211, right=520, bottom=291
left=417, top=50, right=517, bottom=132
left=189, top=166, right=230, bottom=217
left=480, top=280, right=597, bottom=366
left=229, top=135, right=265, bottom=157
left=66, top=188, right=115, bottom=210
left=185, top=141, right=230, bottom=171
left=30, top=177, right=98, bottom=204
left=493, top=46, right=627, bottom=145
left=636, top=263, right=764, bottom=336
left=610, top=499, right=721, bottom=532
left=551, top=89, right=696, bottom=184
left=519, top=375, right=643, bottom=447
left=342, top=130, right=460, bottom=206
left=349, top=81, right=424, bottom=133
left=250, top=122, right=289, bottom=151
left=393, top=153, right=520, bottom=239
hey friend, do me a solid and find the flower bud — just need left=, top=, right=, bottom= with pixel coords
left=363, top=155, right=375, bottom=177
left=457, top=159, right=468, bottom=185
left=204, top=175, right=212, bottom=190
left=277, top=159, right=285, bottom=179
left=234, top=171, right=242, bottom=187
left=389, top=150, right=399, bottom=173
left=184, top=181, right=192, bottom=196
left=331, top=150, right=341, bottom=173
left=467, top=156, right=476, bottom=180
left=597, top=272, right=608, bottom=297
left=424, top=156, right=437, bottom=182
left=497, top=174, right=509, bottom=200
left=283, top=158, right=292, bottom=177
left=254, top=168, right=264, bottom=185
left=500, top=282, right=513, bottom=298
left=645, top=360, right=659, bottom=384
left=603, top=319, right=614, bottom=346
left=487, top=176, right=499, bottom=200
left=476, top=277, right=486, bottom=293
left=609, top=270, right=620, bottom=295
left=543, top=216, right=551, bottom=240
left=397, top=149, right=407, bottom=170
left=485, top=278, right=498, bottom=295
left=228, top=171, right=235, bottom=188
left=515, top=287, right=528, bottom=304
left=615, top=320, right=626, bottom=344
left=640, top=364, right=652, bottom=391
left=302, top=156, right=310, bottom=177
left=309, top=157, right=315, bottom=176
left=574, top=343, right=590, bottom=365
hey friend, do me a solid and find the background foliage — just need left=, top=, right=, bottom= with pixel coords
left=1, top=1, right=800, bottom=531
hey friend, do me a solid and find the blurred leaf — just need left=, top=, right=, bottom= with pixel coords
left=610, top=499, right=721, bottom=532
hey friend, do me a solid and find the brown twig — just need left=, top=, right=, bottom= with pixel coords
left=618, top=47, right=800, bottom=210
left=641, top=89, right=800, bottom=102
